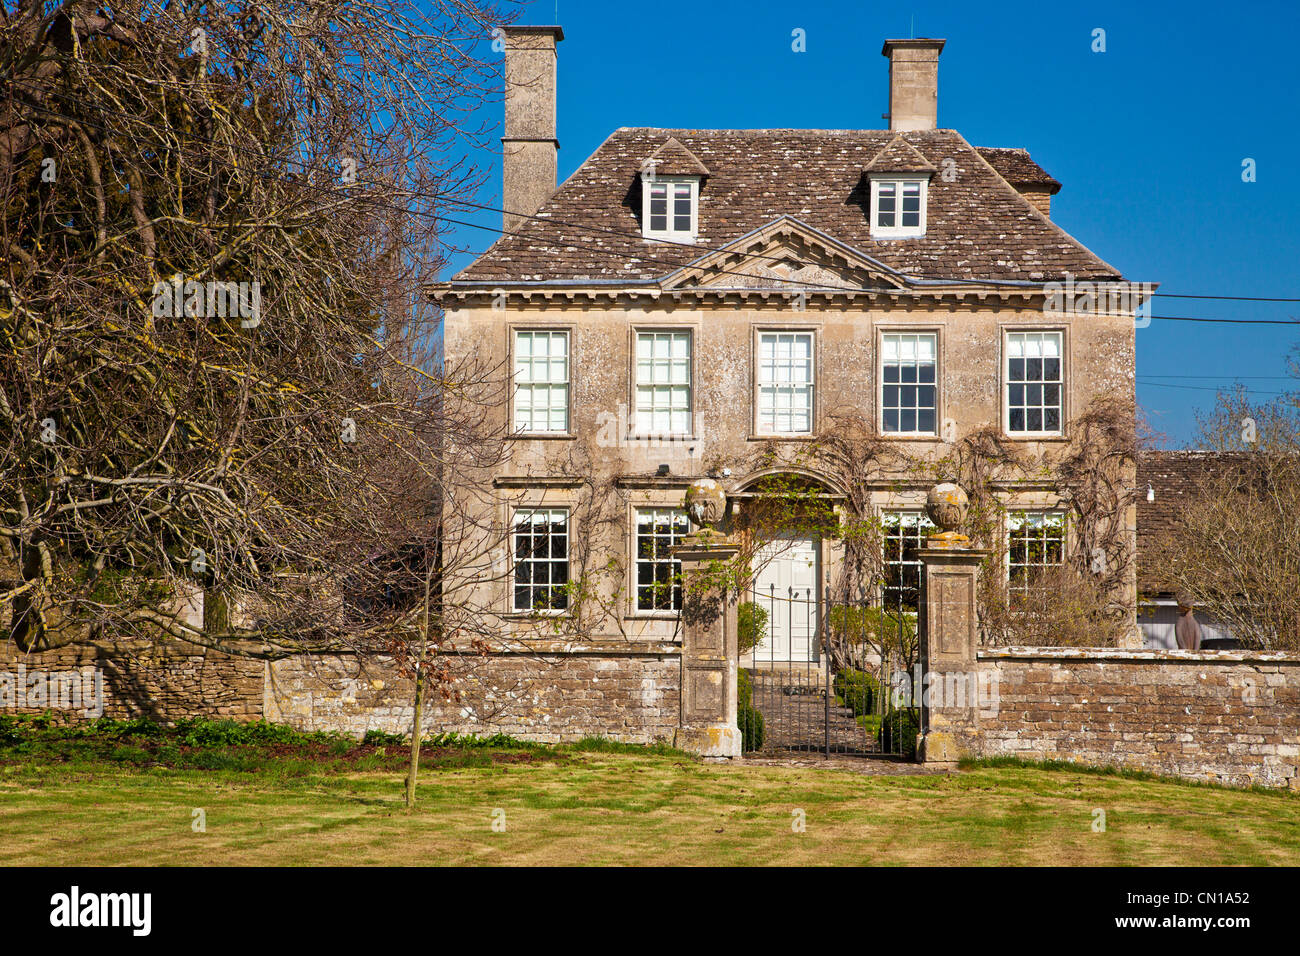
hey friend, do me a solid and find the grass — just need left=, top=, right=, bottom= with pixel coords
left=2, top=717, right=1298, bottom=865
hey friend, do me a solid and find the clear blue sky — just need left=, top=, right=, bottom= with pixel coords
left=444, top=0, right=1300, bottom=446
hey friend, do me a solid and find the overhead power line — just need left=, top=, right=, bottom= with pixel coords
left=14, top=98, right=1300, bottom=318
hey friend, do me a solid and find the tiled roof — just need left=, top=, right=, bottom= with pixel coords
left=976, top=147, right=1061, bottom=194
left=456, top=128, right=1120, bottom=283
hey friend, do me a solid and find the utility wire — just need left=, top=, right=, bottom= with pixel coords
left=1137, top=380, right=1294, bottom=396
left=14, top=98, right=1300, bottom=319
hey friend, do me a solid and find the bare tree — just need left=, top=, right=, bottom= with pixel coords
left=0, top=1, right=528, bottom=802
left=1151, top=384, right=1300, bottom=650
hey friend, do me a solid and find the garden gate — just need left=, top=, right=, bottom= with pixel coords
left=740, top=582, right=919, bottom=759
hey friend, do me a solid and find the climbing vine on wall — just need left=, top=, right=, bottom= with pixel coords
left=729, top=397, right=1140, bottom=657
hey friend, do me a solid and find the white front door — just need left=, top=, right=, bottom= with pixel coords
left=752, top=536, right=819, bottom=662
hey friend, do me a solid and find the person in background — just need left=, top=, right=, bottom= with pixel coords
left=1174, top=591, right=1203, bottom=651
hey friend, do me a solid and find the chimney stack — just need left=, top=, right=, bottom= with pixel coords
left=882, top=38, right=945, bottom=131
left=501, top=25, right=563, bottom=233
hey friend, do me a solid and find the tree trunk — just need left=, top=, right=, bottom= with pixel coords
left=405, top=568, right=432, bottom=808
left=405, top=664, right=423, bottom=808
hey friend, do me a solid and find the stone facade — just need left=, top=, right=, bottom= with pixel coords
left=440, top=296, right=1139, bottom=642
left=973, top=648, right=1300, bottom=789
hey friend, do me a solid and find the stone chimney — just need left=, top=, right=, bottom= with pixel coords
left=882, top=38, right=945, bottom=132
left=501, top=25, right=563, bottom=233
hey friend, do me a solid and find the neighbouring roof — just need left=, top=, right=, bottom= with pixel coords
left=976, top=146, right=1062, bottom=194
left=1137, top=450, right=1253, bottom=594
left=455, top=128, right=1118, bottom=284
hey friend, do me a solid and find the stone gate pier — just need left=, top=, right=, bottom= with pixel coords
left=671, top=479, right=742, bottom=759
left=917, top=482, right=989, bottom=767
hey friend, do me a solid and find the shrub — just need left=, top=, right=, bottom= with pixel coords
left=737, top=669, right=765, bottom=751
left=828, top=604, right=918, bottom=668
left=362, top=729, right=406, bottom=747
left=737, top=602, right=768, bottom=654
left=171, top=718, right=329, bottom=748
left=880, top=707, right=920, bottom=758
left=833, top=668, right=879, bottom=717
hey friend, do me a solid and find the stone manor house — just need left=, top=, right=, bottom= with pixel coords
left=427, top=26, right=1145, bottom=741
left=9, top=26, right=1295, bottom=787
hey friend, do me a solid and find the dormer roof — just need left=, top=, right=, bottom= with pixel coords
left=864, top=135, right=938, bottom=174
left=642, top=137, right=711, bottom=178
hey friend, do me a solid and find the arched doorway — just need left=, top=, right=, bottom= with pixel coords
left=728, top=470, right=918, bottom=759
left=731, top=470, right=842, bottom=669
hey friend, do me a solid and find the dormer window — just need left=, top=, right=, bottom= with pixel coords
left=870, top=176, right=928, bottom=238
left=642, top=175, right=698, bottom=243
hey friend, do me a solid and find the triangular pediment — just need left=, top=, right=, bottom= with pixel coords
left=660, top=217, right=910, bottom=292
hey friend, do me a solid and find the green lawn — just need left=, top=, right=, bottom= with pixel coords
left=3, top=746, right=1298, bottom=865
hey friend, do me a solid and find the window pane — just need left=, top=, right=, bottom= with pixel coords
left=881, top=333, right=937, bottom=434
left=647, top=180, right=695, bottom=236
left=636, top=333, right=691, bottom=434
left=1008, top=510, right=1066, bottom=594
left=636, top=508, right=688, bottom=611
left=1006, top=332, right=1063, bottom=433
left=756, top=332, right=814, bottom=434
left=882, top=511, right=934, bottom=614
left=513, top=509, right=569, bottom=611
left=514, top=332, right=569, bottom=433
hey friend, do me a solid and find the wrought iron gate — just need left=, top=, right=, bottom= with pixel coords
left=740, top=582, right=920, bottom=759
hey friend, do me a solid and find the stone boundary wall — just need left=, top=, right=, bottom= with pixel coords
left=2, top=641, right=682, bottom=744
left=0, top=642, right=263, bottom=723
left=974, top=647, right=1300, bottom=789
left=265, top=651, right=682, bottom=744
left=8, top=638, right=1298, bottom=790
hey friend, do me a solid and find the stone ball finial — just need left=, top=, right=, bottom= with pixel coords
left=684, top=478, right=726, bottom=530
left=925, top=482, right=971, bottom=548
left=926, top=482, right=968, bottom=532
